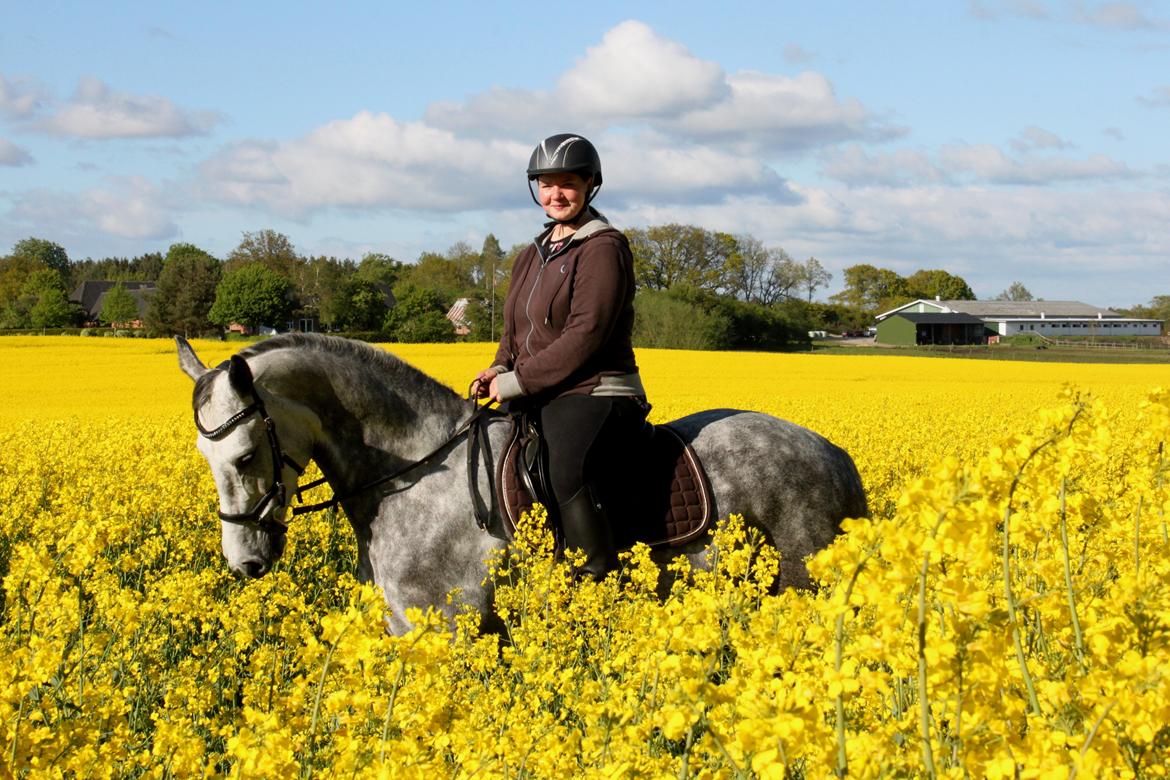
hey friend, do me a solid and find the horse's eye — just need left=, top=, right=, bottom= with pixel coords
left=236, top=451, right=256, bottom=469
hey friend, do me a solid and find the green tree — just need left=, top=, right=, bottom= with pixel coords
left=209, top=263, right=292, bottom=331
left=333, top=278, right=393, bottom=331
left=905, top=268, right=975, bottom=301
left=225, top=230, right=300, bottom=278
left=633, top=289, right=728, bottom=349
left=99, top=282, right=139, bottom=326
left=830, top=264, right=913, bottom=313
left=384, top=284, right=454, bottom=343
left=628, top=224, right=736, bottom=292
left=22, top=268, right=75, bottom=328
left=354, top=252, right=404, bottom=287
left=292, top=255, right=351, bottom=328
left=12, top=237, right=70, bottom=284
left=148, top=243, right=222, bottom=336
left=398, top=251, right=472, bottom=306
left=799, top=257, right=832, bottom=303
left=725, top=237, right=802, bottom=305
left=995, top=281, right=1035, bottom=301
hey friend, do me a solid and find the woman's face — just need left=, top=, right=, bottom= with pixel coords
left=537, top=172, right=590, bottom=222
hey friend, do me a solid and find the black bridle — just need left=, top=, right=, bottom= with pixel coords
left=197, top=387, right=497, bottom=536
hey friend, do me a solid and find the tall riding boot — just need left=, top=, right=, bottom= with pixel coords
left=559, top=487, right=617, bottom=581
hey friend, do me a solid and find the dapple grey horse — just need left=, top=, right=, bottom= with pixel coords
left=177, top=333, right=866, bottom=634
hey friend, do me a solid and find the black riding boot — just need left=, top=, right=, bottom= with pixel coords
left=559, top=487, right=617, bottom=581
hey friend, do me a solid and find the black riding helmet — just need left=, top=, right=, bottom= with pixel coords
left=526, top=133, right=603, bottom=223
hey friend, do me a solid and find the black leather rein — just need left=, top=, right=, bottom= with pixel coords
left=197, top=389, right=497, bottom=535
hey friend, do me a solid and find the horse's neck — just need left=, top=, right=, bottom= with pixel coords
left=255, top=346, right=468, bottom=496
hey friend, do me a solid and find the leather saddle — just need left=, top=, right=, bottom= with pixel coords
left=494, top=414, right=714, bottom=551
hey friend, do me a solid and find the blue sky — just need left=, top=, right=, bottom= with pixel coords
left=2, top=1, right=1167, bottom=306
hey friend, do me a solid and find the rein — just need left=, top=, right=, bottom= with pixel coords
left=197, top=385, right=498, bottom=535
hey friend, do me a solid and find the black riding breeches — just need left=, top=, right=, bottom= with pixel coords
left=538, top=394, right=650, bottom=506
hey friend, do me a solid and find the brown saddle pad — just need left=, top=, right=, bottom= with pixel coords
left=496, top=419, right=714, bottom=550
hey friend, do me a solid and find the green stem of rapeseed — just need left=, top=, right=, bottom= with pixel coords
left=1058, top=478, right=1087, bottom=668
left=1003, top=504, right=1042, bottom=719
left=917, top=549, right=938, bottom=779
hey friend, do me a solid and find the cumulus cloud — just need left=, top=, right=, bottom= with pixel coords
left=0, top=138, right=33, bottom=166
left=424, top=21, right=893, bottom=154
left=40, top=77, right=222, bottom=139
left=661, top=70, right=904, bottom=150
left=558, top=20, right=728, bottom=118
left=602, top=135, right=800, bottom=204
left=200, top=112, right=530, bottom=216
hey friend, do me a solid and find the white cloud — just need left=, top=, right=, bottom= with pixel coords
left=0, top=73, right=48, bottom=119
left=79, top=177, right=178, bottom=239
left=200, top=111, right=530, bottom=216
left=820, top=146, right=947, bottom=187
left=661, top=71, right=902, bottom=150
left=424, top=21, right=893, bottom=153
left=939, top=143, right=1135, bottom=183
left=557, top=20, right=728, bottom=118
left=424, top=87, right=557, bottom=138
left=0, top=138, right=33, bottom=166
left=10, top=177, right=178, bottom=241
left=613, top=182, right=1169, bottom=301
left=603, top=135, right=798, bottom=203
left=40, top=76, right=222, bottom=139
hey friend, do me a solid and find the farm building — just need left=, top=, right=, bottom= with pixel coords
left=875, top=312, right=988, bottom=346
left=874, top=299, right=1163, bottom=344
left=69, top=280, right=156, bottom=326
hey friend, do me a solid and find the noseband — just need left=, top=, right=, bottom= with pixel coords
left=196, top=393, right=306, bottom=535
left=198, top=385, right=497, bottom=537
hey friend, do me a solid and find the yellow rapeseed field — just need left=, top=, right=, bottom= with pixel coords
left=1, top=335, right=1168, bottom=777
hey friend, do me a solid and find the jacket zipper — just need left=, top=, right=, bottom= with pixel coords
left=522, top=239, right=572, bottom=358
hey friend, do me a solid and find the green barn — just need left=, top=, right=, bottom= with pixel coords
left=875, top=312, right=988, bottom=346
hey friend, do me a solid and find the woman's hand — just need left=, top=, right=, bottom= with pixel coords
left=471, top=368, right=499, bottom=400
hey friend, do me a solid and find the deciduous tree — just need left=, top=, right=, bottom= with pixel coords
left=384, top=283, right=454, bottom=343
left=995, top=281, right=1035, bottom=301
left=99, top=282, right=139, bottom=326
left=906, top=269, right=975, bottom=301
left=209, top=263, right=292, bottom=332
left=225, top=229, right=299, bottom=278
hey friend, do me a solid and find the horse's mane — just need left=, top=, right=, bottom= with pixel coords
left=193, top=333, right=459, bottom=412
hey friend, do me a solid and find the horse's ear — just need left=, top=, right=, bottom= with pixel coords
left=176, top=336, right=208, bottom=381
left=227, top=354, right=255, bottom=397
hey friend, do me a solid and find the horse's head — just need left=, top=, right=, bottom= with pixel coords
left=177, top=337, right=321, bottom=578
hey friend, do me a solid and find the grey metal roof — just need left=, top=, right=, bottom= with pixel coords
left=936, top=300, right=1121, bottom=318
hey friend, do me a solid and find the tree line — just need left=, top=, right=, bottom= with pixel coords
left=2, top=229, right=1165, bottom=347
left=0, top=227, right=834, bottom=348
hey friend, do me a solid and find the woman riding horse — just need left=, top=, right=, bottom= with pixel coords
left=473, top=133, right=647, bottom=580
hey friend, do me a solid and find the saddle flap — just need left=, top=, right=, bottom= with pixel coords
left=496, top=418, right=713, bottom=551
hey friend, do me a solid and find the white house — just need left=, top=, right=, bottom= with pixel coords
left=874, top=299, right=1163, bottom=339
